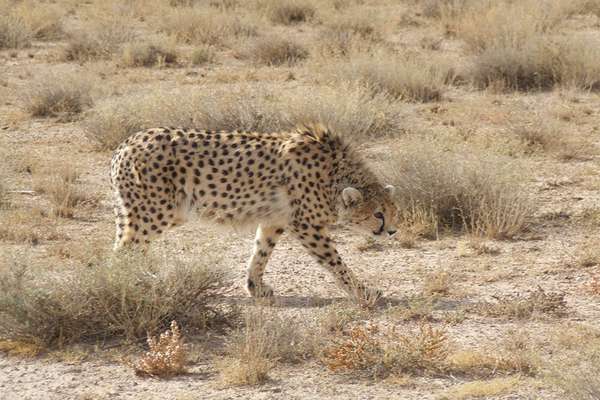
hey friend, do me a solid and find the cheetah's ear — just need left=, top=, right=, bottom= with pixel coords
left=384, top=185, right=396, bottom=197
left=342, top=187, right=363, bottom=208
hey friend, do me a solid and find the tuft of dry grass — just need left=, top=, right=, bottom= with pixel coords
left=0, top=250, right=226, bottom=347
left=159, top=8, right=257, bottom=47
left=318, top=14, right=382, bottom=57
left=31, top=164, right=85, bottom=218
left=21, top=70, right=94, bottom=121
left=191, top=45, right=216, bottom=65
left=119, top=40, right=178, bottom=68
left=472, top=287, right=567, bottom=320
left=133, top=321, right=187, bottom=378
left=385, top=295, right=436, bottom=322
left=322, top=324, right=449, bottom=377
left=588, top=275, right=600, bottom=296
left=422, top=271, right=452, bottom=296
left=0, top=208, right=65, bottom=244
left=442, top=377, right=522, bottom=400
left=330, top=54, right=449, bottom=102
left=84, top=83, right=403, bottom=150
left=261, top=0, right=316, bottom=25
left=381, top=137, right=532, bottom=239
left=12, top=1, right=64, bottom=40
left=240, top=36, right=308, bottom=66
left=509, top=119, right=594, bottom=161
left=448, top=332, right=539, bottom=377
left=0, top=13, right=32, bottom=49
left=62, top=19, right=135, bottom=62
left=217, top=309, right=316, bottom=385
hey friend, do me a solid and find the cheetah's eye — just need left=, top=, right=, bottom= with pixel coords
left=374, top=212, right=384, bottom=220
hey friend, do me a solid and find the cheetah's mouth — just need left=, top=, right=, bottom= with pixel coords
left=373, top=215, right=385, bottom=236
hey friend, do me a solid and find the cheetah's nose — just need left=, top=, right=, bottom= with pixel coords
left=387, top=230, right=397, bottom=236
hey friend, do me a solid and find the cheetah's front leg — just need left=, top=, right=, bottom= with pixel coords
left=245, top=224, right=285, bottom=299
left=291, top=223, right=382, bottom=307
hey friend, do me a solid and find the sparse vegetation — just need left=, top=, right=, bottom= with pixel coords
left=133, top=321, right=187, bottom=378
left=0, top=250, right=226, bottom=347
left=62, top=18, right=135, bottom=62
left=331, top=54, right=449, bottom=102
left=0, top=12, right=32, bottom=49
left=262, top=0, right=316, bottom=25
left=382, top=138, right=532, bottom=239
left=241, top=36, right=308, bottom=66
left=471, top=287, right=567, bottom=319
left=442, top=377, right=522, bottom=400
left=119, top=41, right=178, bottom=67
left=191, top=45, right=216, bottom=65
left=217, top=309, right=316, bottom=385
left=21, top=70, right=93, bottom=121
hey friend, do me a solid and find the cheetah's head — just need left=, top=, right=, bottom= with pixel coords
left=339, top=185, right=398, bottom=238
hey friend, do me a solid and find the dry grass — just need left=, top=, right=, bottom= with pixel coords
left=331, top=54, right=449, bottom=102
left=385, top=295, right=436, bottom=322
left=12, top=1, right=64, bottom=40
left=240, top=36, right=308, bottom=66
left=260, top=0, right=316, bottom=25
left=509, top=120, right=594, bottom=161
left=318, top=14, right=383, bottom=57
left=119, top=40, right=178, bottom=68
left=84, top=83, right=402, bottom=150
left=381, top=137, right=532, bottom=239
left=159, top=8, right=257, bottom=47
left=472, top=287, right=567, bottom=320
left=217, top=309, right=316, bottom=385
left=0, top=250, right=226, bottom=347
left=322, top=324, right=448, bottom=378
left=422, top=271, right=452, bottom=296
left=31, top=164, right=85, bottom=218
left=0, top=208, right=65, bottom=244
left=442, top=377, right=522, bottom=400
left=191, top=45, right=216, bottom=65
left=62, top=18, right=135, bottom=62
left=0, top=13, right=32, bottom=49
left=21, top=70, right=93, bottom=121
left=448, top=332, right=539, bottom=377
left=133, top=321, right=187, bottom=378
left=588, top=275, right=600, bottom=296
left=317, top=304, right=369, bottom=334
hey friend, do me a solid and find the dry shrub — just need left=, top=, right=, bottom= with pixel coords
left=331, top=54, right=449, bottom=102
left=422, top=0, right=472, bottom=19
left=133, top=321, right=187, bottom=378
left=0, top=13, right=32, bottom=49
left=84, top=84, right=403, bottom=150
left=422, top=271, right=451, bottom=296
left=12, top=1, right=64, bottom=40
left=450, top=1, right=570, bottom=53
left=0, top=250, right=226, bottom=347
left=448, top=332, right=539, bottom=377
left=546, top=331, right=600, bottom=400
left=240, top=36, right=308, bottom=66
left=472, top=287, right=567, bottom=320
left=558, top=35, right=600, bottom=91
left=509, top=120, right=593, bottom=161
left=471, top=35, right=559, bottom=91
left=217, top=309, right=315, bottom=385
left=63, top=19, right=135, bottom=62
left=318, top=14, right=382, bottom=57
left=0, top=208, right=64, bottom=244
left=381, top=137, right=531, bottom=239
left=21, top=70, right=93, bottom=121
left=32, top=163, right=85, bottom=218
left=317, top=304, right=369, bottom=334
left=191, top=45, right=216, bottom=65
left=322, top=324, right=448, bottom=377
left=385, top=295, right=436, bottom=322
left=159, top=8, right=257, bottom=46
left=442, top=377, right=522, bottom=400
left=261, top=0, right=316, bottom=25
left=119, top=40, right=178, bottom=67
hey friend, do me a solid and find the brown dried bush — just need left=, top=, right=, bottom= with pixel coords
left=133, top=321, right=187, bottom=378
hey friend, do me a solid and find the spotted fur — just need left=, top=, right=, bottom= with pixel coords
left=110, top=124, right=397, bottom=305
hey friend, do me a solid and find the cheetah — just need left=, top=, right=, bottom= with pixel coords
left=110, top=124, right=398, bottom=305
